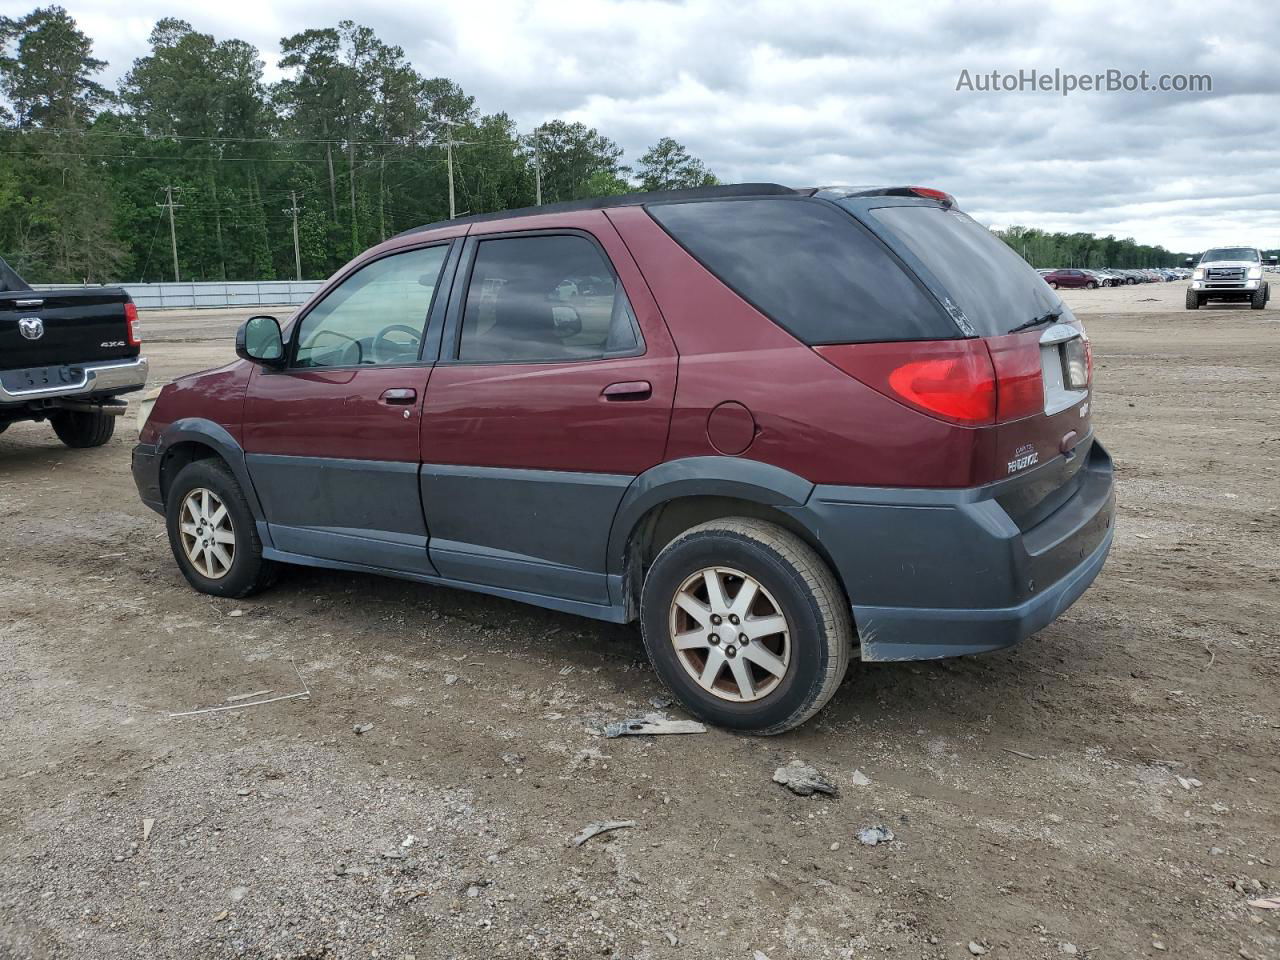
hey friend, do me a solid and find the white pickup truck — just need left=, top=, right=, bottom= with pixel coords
left=1185, top=246, right=1274, bottom=310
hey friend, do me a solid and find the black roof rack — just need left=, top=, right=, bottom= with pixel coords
left=393, top=182, right=805, bottom=237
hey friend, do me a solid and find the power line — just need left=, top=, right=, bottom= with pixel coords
left=0, top=147, right=449, bottom=164
left=7, top=126, right=525, bottom=149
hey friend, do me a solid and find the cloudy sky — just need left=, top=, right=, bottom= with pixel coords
left=33, top=0, right=1280, bottom=251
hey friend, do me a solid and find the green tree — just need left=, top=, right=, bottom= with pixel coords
left=635, top=137, right=717, bottom=191
left=531, top=120, right=625, bottom=202
left=0, top=6, right=122, bottom=281
left=0, top=6, right=109, bottom=128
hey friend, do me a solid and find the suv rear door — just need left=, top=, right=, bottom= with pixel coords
left=241, top=239, right=460, bottom=573
left=419, top=212, right=676, bottom=607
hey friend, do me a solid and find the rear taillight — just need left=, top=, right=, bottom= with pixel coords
left=986, top=334, right=1045, bottom=421
left=815, top=337, right=1044, bottom=426
left=124, top=301, right=141, bottom=346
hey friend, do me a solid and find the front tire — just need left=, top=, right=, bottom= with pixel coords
left=1251, top=285, right=1267, bottom=310
left=50, top=409, right=115, bottom=448
left=165, top=459, right=278, bottom=598
left=639, top=518, right=853, bottom=735
left=1087, top=281, right=1098, bottom=289
left=1048, top=281, right=1059, bottom=289
left=1186, top=289, right=1201, bottom=310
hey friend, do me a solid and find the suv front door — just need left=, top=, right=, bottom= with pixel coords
left=242, top=240, right=458, bottom=573
left=420, top=214, right=677, bottom=608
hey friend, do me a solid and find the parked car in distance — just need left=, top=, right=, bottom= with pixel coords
left=1042, top=268, right=1098, bottom=289
left=1, top=256, right=147, bottom=446
left=1186, top=246, right=1274, bottom=310
left=133, top=183, right=1114, bottom=733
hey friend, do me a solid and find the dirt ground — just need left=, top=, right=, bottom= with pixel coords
left=1, top=280, right=1277, bottom=960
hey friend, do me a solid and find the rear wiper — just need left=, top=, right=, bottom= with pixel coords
left=1007, top=310, right=1061, bottom=335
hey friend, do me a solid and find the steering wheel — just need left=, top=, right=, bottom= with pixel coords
left=371, top=324, right=422, bottom=364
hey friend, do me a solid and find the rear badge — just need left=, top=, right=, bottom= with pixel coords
left=1007, top=443, right=1039, bottom=474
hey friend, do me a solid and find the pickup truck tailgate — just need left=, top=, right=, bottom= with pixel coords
left=0, top=288, right=138, bottom=369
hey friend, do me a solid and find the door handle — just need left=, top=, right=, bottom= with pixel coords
left=601, top=380, right=652, bottom=401
left=380, top=387, right=417, bottom=404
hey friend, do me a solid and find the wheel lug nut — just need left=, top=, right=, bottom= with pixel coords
left=729, top=615, right=739, bottom=625
left=739, top=634, right=749, bottom=644
left=711, top=614, right=722, bottom=625
left=708, top=634, right=719, bottom=644
left=726, top=646, right=737, bottom=658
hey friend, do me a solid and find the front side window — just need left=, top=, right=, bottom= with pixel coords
left=295, top=244, right=449, bottom=368
left=458, top=234, right=641, bottom=363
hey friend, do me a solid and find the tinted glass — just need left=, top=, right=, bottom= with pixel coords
left=1200, top=248, right=1258, bottom=263
left=863, top=204, right=1064, bottom=337
left=295, top=245, right=448, bottom=368
left=647, top=197, right=952, bottom=344
left=459, top=234, right=640, bottom=362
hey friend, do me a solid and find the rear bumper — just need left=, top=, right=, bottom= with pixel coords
left=0, top=356, right=149, bottom=405
left=790, top=440, right=1115, bottom=661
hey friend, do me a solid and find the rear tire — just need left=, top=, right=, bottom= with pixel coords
left=1185, top=289, right=1201, bottom=310
left=50, top=409, right=115, bottom=448
left=1251, top=285, right=1267, bottom=310
left=165, top=459, right=278, bottom=598
left=640, top=518, right=853, bottom=735
left=1086, top=281, right=1098, bottom=289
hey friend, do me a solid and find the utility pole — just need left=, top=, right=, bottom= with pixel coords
left=444, top=121, right=456, bottom=220
left=533, top=131, right=542, bottom=206
left=283, top=191, right=303, bottom=281
left=157, top=185, right=183, bottom=282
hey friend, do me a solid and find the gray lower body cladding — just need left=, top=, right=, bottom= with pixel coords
left=788, top=440, right=1115, bottom=661
left=132, top=433, right=1115, bottom=661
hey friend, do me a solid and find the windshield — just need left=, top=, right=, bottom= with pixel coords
left=1200, top=248, right=1259, bottom=263
left=856, top=203, right=1066, bottom=337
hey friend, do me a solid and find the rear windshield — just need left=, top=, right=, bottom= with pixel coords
left=859, top=204, right=1063, bottom=337
left=646, top=197, right=955, bottom=344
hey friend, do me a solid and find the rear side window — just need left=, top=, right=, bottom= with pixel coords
left=646, top=197, right=953, bottom=344
left=459, top=234, right=641, bottom=363
left=862, top=204, right=1062, bottom=338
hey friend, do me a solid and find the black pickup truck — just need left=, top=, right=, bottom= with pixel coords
left=0, top=256, right=148, bottom=447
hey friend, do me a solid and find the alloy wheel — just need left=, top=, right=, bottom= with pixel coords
left=179, top=487, right=236, bottom=580
left=668, top=566, right=791, bottom=702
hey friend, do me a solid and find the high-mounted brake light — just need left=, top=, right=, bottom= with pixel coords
left=124, top=300, right=142, bottom=347
left=907, top=186, right=956, bottom=207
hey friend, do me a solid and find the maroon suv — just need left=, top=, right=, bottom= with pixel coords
left=1042, top=269, right=1098, bottom=290
left=133, top=183, right=1114, bottom=733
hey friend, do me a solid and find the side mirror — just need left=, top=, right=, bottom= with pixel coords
left=550, top=304, right=582, bottom=339
left=236, top=315, right=285, bottom=367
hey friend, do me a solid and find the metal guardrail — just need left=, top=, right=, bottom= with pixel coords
left=31, top=280, right=323, bottom=309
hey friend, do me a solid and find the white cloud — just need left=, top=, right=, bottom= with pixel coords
left=41, top=0, right=1280, bottom=250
